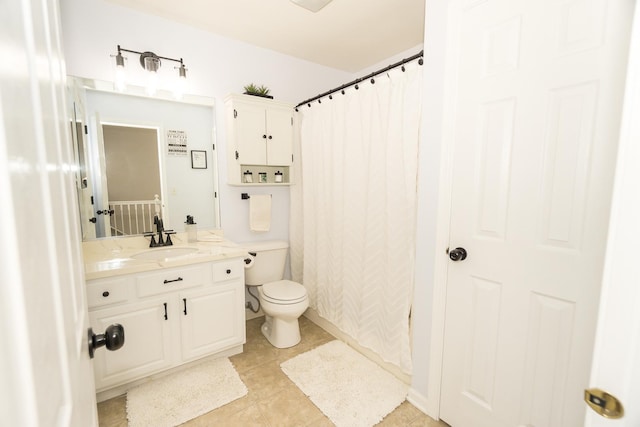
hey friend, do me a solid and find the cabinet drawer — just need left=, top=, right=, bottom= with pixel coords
left=212, top=259, right=243, bottom=282
left=136, top=264, right=211, bottom=298
left=87, top=277, right=132, bottom=309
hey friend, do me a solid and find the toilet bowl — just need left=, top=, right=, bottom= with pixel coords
left=244, top=241, right=309, bottom=348
left=257, top=280, right=309, bottom=348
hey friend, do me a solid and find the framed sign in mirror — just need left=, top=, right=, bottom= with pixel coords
left=191, top=150, right=207, bottom=169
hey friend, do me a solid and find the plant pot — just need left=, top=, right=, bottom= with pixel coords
left=243, top=92, right=274, bottom=99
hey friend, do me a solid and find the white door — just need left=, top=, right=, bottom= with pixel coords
left=440, top=0, right=634, bottom=426
left=68, top=95, right=97, bottom=240
left=0, top=0, right=97, bottom=425
left=89, top=113, right=113, bottom=237
left=586, top=3, right=640, bottom=425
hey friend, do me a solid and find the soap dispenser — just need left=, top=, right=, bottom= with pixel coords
left=185, top=215, right=197, bottom=243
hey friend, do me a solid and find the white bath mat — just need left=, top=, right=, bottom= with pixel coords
left=126, top=357, right=247, bottom=427
left=280, top=340, right=408, bottom=427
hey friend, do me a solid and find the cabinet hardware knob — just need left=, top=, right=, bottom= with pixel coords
left=163, top=302, right=168, bottom=320
left=164, top=277, right=183, bottom=284
left=268, top=135, right=273, bottom=140
left=102, top=291, right=110, bottom=297
left=262, top=134, right=267, bottom=139
left=183, top=298, right=188, bottom=315
left=226, top=269, right=231, bottom=274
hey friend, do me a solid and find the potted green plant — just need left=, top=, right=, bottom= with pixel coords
left=243, top=83, right=273, bottom=99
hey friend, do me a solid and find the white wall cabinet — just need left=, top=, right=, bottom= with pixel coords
left=87, top=258, right=245, bottom=393
left=225, top=94, right=294, bottom=185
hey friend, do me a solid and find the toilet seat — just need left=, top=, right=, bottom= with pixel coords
left=261, top=280, right=307, bottom=304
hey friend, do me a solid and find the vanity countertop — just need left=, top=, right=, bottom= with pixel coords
left=83, top=230, right=249, bottom=280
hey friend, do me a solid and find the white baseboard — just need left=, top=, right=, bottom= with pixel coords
left=407, top=387, right=439, bottom=419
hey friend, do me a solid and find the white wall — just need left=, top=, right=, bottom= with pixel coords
left=60, top=0, right=353, bottom=245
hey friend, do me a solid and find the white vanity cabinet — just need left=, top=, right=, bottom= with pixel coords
left=87, top=258, right=245, bottom=393
left=225, top=94, right=294, bottom=185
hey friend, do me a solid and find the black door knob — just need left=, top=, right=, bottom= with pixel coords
left=88, top=324, right=125, bottom=358
left=449, top=247, right=467, bottom=261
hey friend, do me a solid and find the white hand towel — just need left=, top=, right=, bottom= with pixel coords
left=249, top=195, right=271, bottom=232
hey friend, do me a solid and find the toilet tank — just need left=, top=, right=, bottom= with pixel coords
left=244, top=240, right=289, bottom=286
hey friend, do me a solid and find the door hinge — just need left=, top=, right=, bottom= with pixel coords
left=292, top=154, right=294, bottom=163
left=90, top=195, right=94, bottom=205
left=291, top=117, right=293, bottom=126
left=233, top=109, right=238, bottom=118
left=84, top=125, right=88, bottom=134
left=214, top=192, right=217, bottom=198
left=212, top=143, right=215, bottom=151
left=235, top=150, right=239, bottom=160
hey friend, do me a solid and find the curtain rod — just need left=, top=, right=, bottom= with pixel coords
left=295, top=50, right=424, bottom=110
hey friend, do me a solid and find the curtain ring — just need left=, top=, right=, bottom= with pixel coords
left=401, top=65, right=406, bottom=72
left=341, top=89, right=345, bottom=95
left=418, top=58, right=424, bottom=66
left=370, top=78, right=375, bottom=84
left=329, top=94, right=333, bottom=100
left=355, top=84, right=359, bottom=90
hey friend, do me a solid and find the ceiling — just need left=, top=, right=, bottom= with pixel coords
left=105, top=0, right=426, bottom=73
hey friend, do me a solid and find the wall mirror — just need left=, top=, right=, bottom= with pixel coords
left=68, top=77, right=220, bottom=240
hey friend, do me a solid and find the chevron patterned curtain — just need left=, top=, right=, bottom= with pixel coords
left=290, top=61, right=422, bottom=373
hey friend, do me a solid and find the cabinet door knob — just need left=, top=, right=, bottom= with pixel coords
left=268, top=135, right=273, bottom=140
left=226, top=269, right=231, bottom=274
left=262, top=134, right=267, bottom=139
left=102, top=291, right=110, bottom=297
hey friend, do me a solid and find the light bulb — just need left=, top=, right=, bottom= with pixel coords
left=146, top=70, right=158, bottom=96
left=114, top=52, right=126, bottom=92
left=173, top=64, right=187, bottom=100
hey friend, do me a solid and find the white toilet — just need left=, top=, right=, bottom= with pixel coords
left=244, top=240, right=309, bottom=348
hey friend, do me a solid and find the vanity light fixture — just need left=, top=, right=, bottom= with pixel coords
left=112, top=45, right=188, bottom=98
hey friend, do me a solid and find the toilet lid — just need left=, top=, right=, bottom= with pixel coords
left=262, top=280, right=307, bottom=303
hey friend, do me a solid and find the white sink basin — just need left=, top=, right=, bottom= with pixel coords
left=130, top=247, right=199, bottom=261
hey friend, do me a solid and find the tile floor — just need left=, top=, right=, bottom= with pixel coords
left=97, top=316, right=448, bottom=427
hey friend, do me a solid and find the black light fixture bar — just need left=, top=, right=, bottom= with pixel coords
left=117, top=45, right=185, bottom=67
left=295, top=50, right=424, bottom=110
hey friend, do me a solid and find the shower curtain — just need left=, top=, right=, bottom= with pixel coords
left=290, top=61, right=422, bottom=373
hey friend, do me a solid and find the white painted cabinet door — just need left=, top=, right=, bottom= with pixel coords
left=266, top=108, right=294, bottom=166
left=180, top=282, right=245, bottom=361
left=90, top=299, right=174, bottom=391
left=440, top=0, right=633, bottom=426
left=235, top=102, right=268, bottom=165
left=230, top=96, right=294, bottom=167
